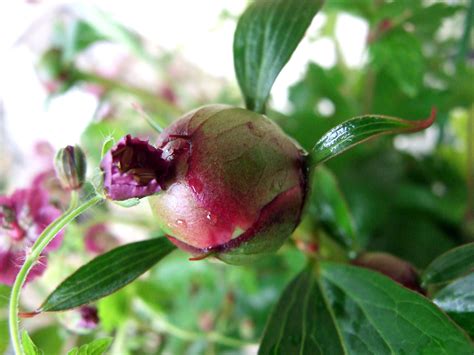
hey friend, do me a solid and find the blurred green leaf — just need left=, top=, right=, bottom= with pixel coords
left=260, top=263, right=474, bottom=354
left=98, top=287, right=132, bottom=333
left=0, top=319, right=8, bottom=355
left=422, top=243, right=474, bottom=286
left=81, top=121, right=127, bottom=164
left=62, top=20, right=106, bottom=63
left=370, top=31, right=424, bottom=97
left=234, top=0, right=323, bottom=113
left=22, top=331, right=42, bottom=355
left=67, top=338, right=112, bottom=355
left=309, top=166, right=359, bottom=251
left=434, top=273, right=474, bottom=338
left=311, top=109, right=436, bottom=166
left=30, top=326, right=63, bottom=355
left=0, top=285, right=10, bottom=308
left=40, top=238, right=176, bottom=312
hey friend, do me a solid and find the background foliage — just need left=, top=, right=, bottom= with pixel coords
left=1, top=0, right=473, bottom=354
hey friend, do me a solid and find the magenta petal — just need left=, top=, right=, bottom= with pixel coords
left=101, top=135, right=171, bottom=201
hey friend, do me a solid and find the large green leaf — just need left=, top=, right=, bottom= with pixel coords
left=309, top=166, right=359, bottom=251
left=434, top=273, right=474, bottom=337
left=40, top=238, right=176, bottom=312
left=311, top=109, right=436, bottom=167
left=260, top=263, right=473, bottom=354
left=422, top=243, right=474, bottom=286
left=233, top=0, right=323, bottom=113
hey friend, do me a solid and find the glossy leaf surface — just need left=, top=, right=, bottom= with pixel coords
left=422, top=243, right=474, bottom=286
left=311, top=109, right=436, bottom=166
left=434, top=273, right=474, bottom=337
left=260, top=263, right=473, bottom=354
left=233, top=0, right=323, bottom=113
left=40, top=238, right=176, bottom=312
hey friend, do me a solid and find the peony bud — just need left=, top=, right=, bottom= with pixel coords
left=150, top=105, right=309, bottom=264
left=54, top=145, right=86, bottom=190
left=352, top=252, right=425, bottom=294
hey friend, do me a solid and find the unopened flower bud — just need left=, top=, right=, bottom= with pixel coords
left=55, top=145, right=87, bottom=190
left=151, top=105, right=309, bottom=264
left=352, top=252, right=424, bottom=294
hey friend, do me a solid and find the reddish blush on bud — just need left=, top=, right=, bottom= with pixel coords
left=352, top=252, right=425, bottom=294
left=149, top=105, right=309, bottom=264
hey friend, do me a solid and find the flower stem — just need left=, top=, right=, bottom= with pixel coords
left=9, top=194, right=103, bottom=355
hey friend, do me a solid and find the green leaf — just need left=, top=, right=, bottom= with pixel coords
left=309, top=166, right=359, bottom=251
left=233, top=0, right=323, bottom=113
left=40, top=237, right=176, bottom=312
left=0, top=319, right=9, bottom=355
left=434, top=273, right=474, bottom=337
left=0, top=285, right=10, bottom=308
left=22, top=331, right=42, bottom=355
left=370, top=31, right=424, bottom=97
left=422, top=243, right=474, bottom=286
left=67, top=338, right=113, bottom=355
left=311, top=109, right=436, bottom=167
left=260, top=263, right=473, bottom=354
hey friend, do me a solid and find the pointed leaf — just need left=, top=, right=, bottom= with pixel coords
left=434, top=273, right=474, bottom=337
left=67, top=338, right=113, bottom=355
left=422, top=243, right=474, bottom=286
left=22, top=331, right=42, bottom=355
left=310, top=166, right=359, bottom=251
left=234, top=0, right=324, bottom=113
left=260, top=263, right=473, bottom=354
left=311, top=108, right=436, bottom=167
left=40, top=238, right=176, bottom=312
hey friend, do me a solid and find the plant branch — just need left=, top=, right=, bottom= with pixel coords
left=9, top=194, right=103, bottom=355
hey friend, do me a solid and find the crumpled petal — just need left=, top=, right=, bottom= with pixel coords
left=101, top=135, right=171, bottom=201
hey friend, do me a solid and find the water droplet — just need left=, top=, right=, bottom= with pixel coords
left=206, top=211, right=217, bottom=225
left=176, top=219, right=187, bottom=228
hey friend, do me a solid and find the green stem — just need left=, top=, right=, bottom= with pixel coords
left=137, top=301, right=252, bottom=349
left=9, top=194, right=103, bottom=354
left=76, top=71, right=181, bottom=119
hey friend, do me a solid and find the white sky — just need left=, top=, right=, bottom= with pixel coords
left=0, top=1, right=368, bottom=155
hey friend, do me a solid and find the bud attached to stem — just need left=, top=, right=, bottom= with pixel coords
left=55, top=145, right=87, bottom=190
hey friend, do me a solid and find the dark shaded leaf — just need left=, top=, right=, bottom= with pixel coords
left=67, top=338, right=113, bottom=355
left=422, top=243, right=474, bottom=286
left=260, top=263, right=473, bottom=354
left=311, top=108, right=436, bottom=167
left=40, top=238, right=176, bottom=312
left=434, top=273, right=474, bottom=337
left=233, top=0, right=323, bottom=113
left=309, top=166, right=359, bottom=251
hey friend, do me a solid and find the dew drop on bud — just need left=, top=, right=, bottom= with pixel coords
left=176, top=219, right=187, bottom=228
left=206, top=211, right=217, bottom=225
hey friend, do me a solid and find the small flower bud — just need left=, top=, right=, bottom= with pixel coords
left=54, top=145, right=87, bottom=190
left=352, top=252, right=425, bottom=294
